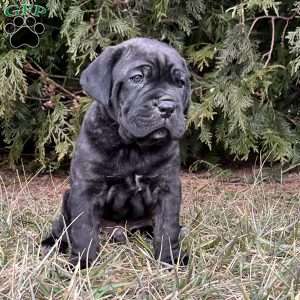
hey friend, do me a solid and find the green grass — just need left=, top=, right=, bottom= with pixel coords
left=0, top=172, right=299, bottom=299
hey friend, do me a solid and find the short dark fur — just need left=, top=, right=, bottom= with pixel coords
left=42, top=38, right=191, bottom=267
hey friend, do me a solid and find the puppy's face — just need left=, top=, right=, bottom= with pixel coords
left=80, top=38, right=191, bottom=144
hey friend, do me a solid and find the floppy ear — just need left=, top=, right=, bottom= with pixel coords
left=80, top=45, right=124, bottom=105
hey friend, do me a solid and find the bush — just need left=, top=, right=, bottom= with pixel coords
left=0, top=0, right=300, bottom=170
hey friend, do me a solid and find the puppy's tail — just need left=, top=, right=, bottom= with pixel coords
left=41, top=189, right=71, bottom=253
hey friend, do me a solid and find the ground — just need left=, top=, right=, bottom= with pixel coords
left=0, top=167, right=299, bottom=299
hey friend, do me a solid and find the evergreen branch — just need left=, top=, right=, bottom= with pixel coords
left=0, top=50, right=27, bottom=116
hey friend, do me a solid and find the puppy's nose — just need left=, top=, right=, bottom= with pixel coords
left=158, top=100, right=176, bottom=118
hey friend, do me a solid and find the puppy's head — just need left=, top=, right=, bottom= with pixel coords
left=80, top=38, right=191, bottom=144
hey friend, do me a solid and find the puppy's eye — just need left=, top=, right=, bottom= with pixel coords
left=130, top=74, right=144, bottom=84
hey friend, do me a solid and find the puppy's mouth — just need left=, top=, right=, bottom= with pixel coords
left=136, top=128, right=170, bottom=146
left=146, top=128, right=169, bottom=140
left=119, top=125, right=170, bottom=145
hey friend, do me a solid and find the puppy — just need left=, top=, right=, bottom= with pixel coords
left=42, top=38, right=191, bottom=267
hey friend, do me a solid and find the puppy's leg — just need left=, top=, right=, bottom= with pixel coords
left=67, top=184, right=103, bottom=268
left=153, top=175, right=188, bottom=266
left=42, top=190, right=71, bottom=253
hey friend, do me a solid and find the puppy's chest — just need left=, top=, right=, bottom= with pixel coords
left=100, top=174, right=166, bottom=221
left=110, top=146, right=169, bottom=175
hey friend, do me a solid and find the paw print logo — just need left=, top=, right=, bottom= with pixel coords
left=4, top=16, right=45, bottom=48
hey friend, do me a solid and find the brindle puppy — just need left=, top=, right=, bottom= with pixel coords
left=42, top=38, right=191, bottom=268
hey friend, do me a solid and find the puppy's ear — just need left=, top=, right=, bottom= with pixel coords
left=80, top=45, right=124, bottom=105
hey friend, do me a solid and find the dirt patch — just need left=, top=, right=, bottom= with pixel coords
left=0, top=168, right=299, bottom=213
left=181, top=169, right=300, bottom=212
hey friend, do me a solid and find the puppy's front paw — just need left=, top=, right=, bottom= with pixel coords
left=165, top=252, right=189, bottom=266
left=68, top=255, right=91, bottom=270
left=157, top=250, right=189, bottom=266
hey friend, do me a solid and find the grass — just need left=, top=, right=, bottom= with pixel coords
left=0, top=170, right=299, bottom=299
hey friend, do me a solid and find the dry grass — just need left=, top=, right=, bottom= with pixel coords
left=0, top=168, right=300, bottom=299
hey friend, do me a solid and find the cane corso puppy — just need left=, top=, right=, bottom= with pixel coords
left=42, top=38, right=191, bottom=268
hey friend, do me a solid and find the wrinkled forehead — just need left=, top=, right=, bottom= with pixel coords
left=113, top=43, right=188, bottom=78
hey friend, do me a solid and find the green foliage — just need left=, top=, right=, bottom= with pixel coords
left=288, top=26, right=300, bottom=76
left=0, top=51, right=27, bottom=117
left=0, top=0, right=300, bottom=169
left=188, top=1, right=300, bottom=165
left=35, top=99, right=74, bottom=167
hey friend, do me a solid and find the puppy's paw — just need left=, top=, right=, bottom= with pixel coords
left=41, top=236, right=68, bottom=254
left=69, top=252, right=98, bottom=270
left=41, top=236, right=55, bottom=256
left=111, top=227, right=127, bottom=243
left=157, top=249, right=189, bottom=267
left=68, top=255, right=89, bottom=270
left=162, top=252, right=189, bottom=266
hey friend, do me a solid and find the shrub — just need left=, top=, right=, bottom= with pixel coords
left=0, top=0, right=300, bottom=169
